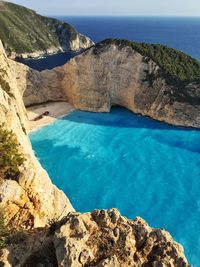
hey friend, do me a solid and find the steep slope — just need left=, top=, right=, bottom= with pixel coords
left=16, top=39, right=200, bottom=128
left=0, top=40, right=74, bottom=229
left=0, top=1, right=93, bottom=58
left=0, top=209, right=189, bottom=266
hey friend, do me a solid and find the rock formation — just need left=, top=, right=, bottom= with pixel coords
left=0, top=209, right=190, bottom=266
left=18, top=40, right=200, bottom=128
left=0, top=40, right=74, bottom=230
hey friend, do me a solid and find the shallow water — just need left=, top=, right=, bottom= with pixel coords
left=30, top=108, right=200, bottom=266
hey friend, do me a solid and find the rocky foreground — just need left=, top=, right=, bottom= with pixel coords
left=0, top=209, right=189, bottom=267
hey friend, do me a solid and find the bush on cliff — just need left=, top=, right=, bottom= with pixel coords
left=0, top=69, right=12, bottom=96
left=0, top=125, right=25, bottom=180
left=0, top=212, right=10, bottom=249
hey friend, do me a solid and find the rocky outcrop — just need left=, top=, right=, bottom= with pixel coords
left=11, top=33, right=94, bottom=60
left=0, top=40, right=74, bottom=230
left=18, top=41, right=200, bottom=128
left=0, top=209, right=190, bottom=266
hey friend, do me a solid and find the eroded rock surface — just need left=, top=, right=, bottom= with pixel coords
left=0, top=209, right=190, bottom=266
left=19, top=41, right=200, bottom=128
left=0, top=40, right=74, bottom=229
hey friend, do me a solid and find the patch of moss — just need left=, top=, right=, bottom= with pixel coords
left=0, top=124, right=25, bottom=181
left=95, top=39, right=200, bottom=83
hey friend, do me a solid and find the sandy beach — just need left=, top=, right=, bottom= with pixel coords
left=27, top=101, right=75, bottom=132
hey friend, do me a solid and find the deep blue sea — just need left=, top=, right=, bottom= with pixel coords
left=21, top=17, right=200, bottom=70
left=30, top=108, right=200, bottom=266
left=30, top=17, right=200, bottom=266
left=61, top=16, right=200, bottom=60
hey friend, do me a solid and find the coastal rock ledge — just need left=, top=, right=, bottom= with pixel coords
left=0, top=209, right=190, bottom=267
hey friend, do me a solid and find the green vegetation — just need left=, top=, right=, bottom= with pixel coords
left=0, top=211, right=10, bottom=249
left=0, top=124, right=25, bottom=180
left=0, top=68, right=12, bottom=96
left=0, top=1, right=77, bottom=55
left=97, top=39, right=200, bottom=83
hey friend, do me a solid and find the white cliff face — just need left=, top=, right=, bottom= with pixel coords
left=0, top=41, right=74, bottom=229
left=21, top=43, right=200, bottom=128
left=69, top=34, right=94, bottom=51
left=10, top=33, right=94, bottom=59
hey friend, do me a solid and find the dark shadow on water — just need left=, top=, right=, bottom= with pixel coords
left=29, top=105, right=200, bottom=154
left=61, top=106, right=200, bottom=132
left=152, top=133, right=200, bottom=154
left=59, top=107, right=200, bottom=154
left=16, top=51, right=81, bottom=71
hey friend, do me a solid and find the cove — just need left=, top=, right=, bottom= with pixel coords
left=30, top=107, right=200, bottom=266
left=16, top=51, right=80, bottom=71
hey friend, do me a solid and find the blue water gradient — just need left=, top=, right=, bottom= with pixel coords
left=19, top=17, right=200, bottom=71
left=57, top=16, right=200, bottom=60
left=30, top=108, right=200, bottom=266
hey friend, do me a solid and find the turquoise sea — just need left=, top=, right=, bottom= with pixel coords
left=29, top=17, right=200, bottom=266
left=30, top=108, right=200, bottom=266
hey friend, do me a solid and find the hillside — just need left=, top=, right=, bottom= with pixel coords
left=0, top=1, right=93, bottom=57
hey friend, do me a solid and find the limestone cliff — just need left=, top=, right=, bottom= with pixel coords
left=19, top=40, right=200, bottom=128
left=0, top=40, right=74, bottom=229
left=0, top=209, right=189, bottom=266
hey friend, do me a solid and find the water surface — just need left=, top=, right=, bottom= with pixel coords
left=59, top=16, right=200, bottom=59
left=30, top=108, right=200, bottom=266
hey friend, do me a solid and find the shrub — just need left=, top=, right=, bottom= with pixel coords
left=0, top=69, right=11, bottom=95
left=0, top=211, right=10, bottom=249
left=0, top=124, right=25, bottom=180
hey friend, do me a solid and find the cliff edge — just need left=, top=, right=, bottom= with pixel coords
left=0, top=40, right=74, bottom=230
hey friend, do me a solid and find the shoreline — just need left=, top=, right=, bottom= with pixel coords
left=27, top=101, right=75, bottom=133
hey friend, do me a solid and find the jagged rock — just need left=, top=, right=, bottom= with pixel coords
left=0, top=209, right=190, bottom=266
left=0, top=40, right=74, bottom=229
left=17, top=41, right=200, bottom=128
